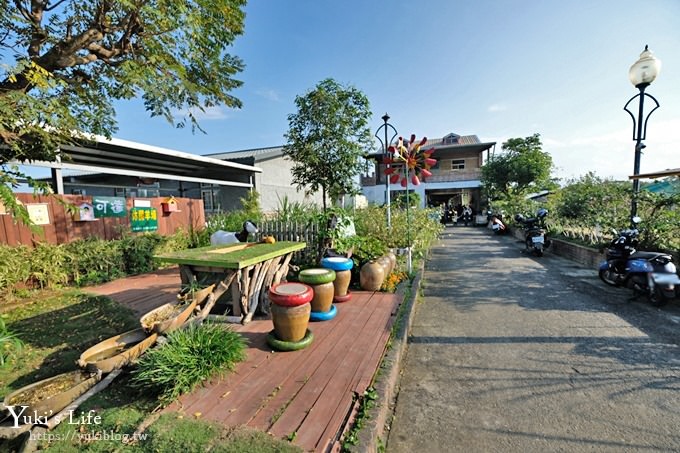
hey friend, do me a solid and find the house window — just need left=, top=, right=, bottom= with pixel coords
left=443, top=133, right=460, bottom=144
left=202, top=190, right=216, bottom=211
left=451, top=159, right=466, bottom=170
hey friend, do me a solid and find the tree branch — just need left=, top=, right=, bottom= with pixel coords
left=44, top=0, right=69, bottom=12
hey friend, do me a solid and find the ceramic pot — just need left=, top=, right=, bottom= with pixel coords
left=271, top=302, right=311, bottom=342
left=386, top=251, right=397, bottom=274
left=377, top=256, right=392, bottom=277
left=360, top=260, right=385, bottom=291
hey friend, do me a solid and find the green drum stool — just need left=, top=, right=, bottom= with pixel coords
left=299, top=268, right=337, bottom=320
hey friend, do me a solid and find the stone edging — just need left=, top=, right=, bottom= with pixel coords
left=354, top=262, right=423, bottom=452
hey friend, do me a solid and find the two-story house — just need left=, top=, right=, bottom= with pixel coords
left=361, top=133, right=496, bottom=213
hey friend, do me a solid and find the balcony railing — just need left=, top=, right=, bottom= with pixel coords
left=361, top=168, right=482, bottom=187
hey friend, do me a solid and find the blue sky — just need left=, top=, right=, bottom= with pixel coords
left=24, top=0, right=680, bottom=181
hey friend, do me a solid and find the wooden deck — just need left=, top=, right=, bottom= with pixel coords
left=86, top=268, right=402, bottom=452
left=86, top=267, right=181, bottom=316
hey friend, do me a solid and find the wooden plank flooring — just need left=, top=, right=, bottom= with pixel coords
left=85, top=267, right=181, bottom=316
left=168, top=290, right=401, bottom=452
left=84, top=269, right=402, bottom=452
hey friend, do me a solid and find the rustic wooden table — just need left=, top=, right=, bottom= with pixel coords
left=155, top=241, right=306, bottom=323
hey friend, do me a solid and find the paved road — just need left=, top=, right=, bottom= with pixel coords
left=387, top=226, right=680, bottom=453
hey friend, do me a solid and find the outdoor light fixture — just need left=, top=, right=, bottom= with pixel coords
left=624, top=45, right=661, bottom=224
left=374, top=113, right=398, bottom=229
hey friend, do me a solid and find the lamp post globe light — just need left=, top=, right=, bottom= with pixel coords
left=624, top=45, right=661, bottom=224
left=374, top=113, right=398, bottom=228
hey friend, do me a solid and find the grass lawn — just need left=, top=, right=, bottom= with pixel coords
left=0, top=289, right=301, bottom=453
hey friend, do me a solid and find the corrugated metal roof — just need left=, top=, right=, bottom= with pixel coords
left=205, top=146, right=284, bottom=161
left=423, top=134, right=481, bottom=147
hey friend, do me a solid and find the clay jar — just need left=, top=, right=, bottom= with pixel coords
left=377, top=256, right=392, bottom=277
left=386, top=250, right=397, bottom=274
left=270, top=303, right=311, bottom=342
left=320, top=257, right=354, bottom=302
left=268, top=282, right=313, bottom=342
left=298, top=268, right=336, bottom=313
left=360, top=260, right=385, bottom=291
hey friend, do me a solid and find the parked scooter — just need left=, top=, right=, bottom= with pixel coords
left=487, top=211, right=507, bottom=235
left=598, top=217, right=680, bottom=306
left=462, top=206, right=473, bottom=226
left=514, top=208, right=549, bottom=256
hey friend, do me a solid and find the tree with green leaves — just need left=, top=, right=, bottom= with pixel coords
left=0, top=0, right=247, bottom=223
left=555, top=172, right=631, bottom=229
left=283, top=78, right=374, bottom=213
left=481, top=133, right=555, bottom=199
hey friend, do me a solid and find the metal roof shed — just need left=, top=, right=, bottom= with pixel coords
left=14, top=135, right=263, bottom=194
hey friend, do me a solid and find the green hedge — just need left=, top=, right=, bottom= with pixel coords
left=0, top=229, right=197, bottom=295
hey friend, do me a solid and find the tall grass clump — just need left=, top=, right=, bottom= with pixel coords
left=0, top=318, right=23, bottom=368
left=131, top=322, right=248, bottom=405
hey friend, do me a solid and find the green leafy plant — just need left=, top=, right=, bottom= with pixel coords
left=0, top=317, right=23, bottom=368
left=65, top=237, right=126, bottom=286
left=27, top=242, right=70, bottom=289
left=131, top=322, right=248, bottom=405
left=120, top=233, right=165, bottom=275
left=0, top=244, right=30, bottom=295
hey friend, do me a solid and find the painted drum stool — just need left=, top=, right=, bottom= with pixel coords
left=298, top=268, right=338, bottom=321
left=267, top=282, right=314, bottom=351
left=320, top=256, right=354, bottom=303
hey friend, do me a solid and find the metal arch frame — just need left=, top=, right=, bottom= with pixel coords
left=374, top=114, right=398, bottom=229
left=623, top=85, right=661, bottom=225
left=623, top=90, right=660, bottom=142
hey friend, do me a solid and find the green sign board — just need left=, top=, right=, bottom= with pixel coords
left=130, top=207, right=158, bottom=232
left=93, top=196, right=127, bottom=218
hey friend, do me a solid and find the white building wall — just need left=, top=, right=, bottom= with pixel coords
left=255, top=158, right=325, bottom=212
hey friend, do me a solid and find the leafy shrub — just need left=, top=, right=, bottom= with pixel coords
left=0, top=244, right=30, bottom=294
left=65, top=237, right=126, bottom=286
left=27, top=242, right=70, bottom=288
left=131, top=322, right=247, bottom=405
left=120, top=233, right=165, bottom=275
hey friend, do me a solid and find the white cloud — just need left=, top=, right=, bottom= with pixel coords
left=255, top=89, right=281, bottom=102
left=488, top=103, right=508, bottom=113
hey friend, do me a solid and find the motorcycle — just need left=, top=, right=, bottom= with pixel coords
left=488, top=211, right=507, bottom=235
left=598, top=217, right=680, bottom=306
left=515, top=208, right=549, bottom=257
left=462, top=207, right=473, bottom=226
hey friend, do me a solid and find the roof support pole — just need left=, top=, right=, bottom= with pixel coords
left=51, top=154, right=64, bottom=194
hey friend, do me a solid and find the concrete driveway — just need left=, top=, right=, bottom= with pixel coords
left=387, top=226, right=680, bottom=452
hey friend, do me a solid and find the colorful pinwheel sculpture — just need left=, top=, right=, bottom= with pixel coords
left=384, top=135, right=437, bottom=187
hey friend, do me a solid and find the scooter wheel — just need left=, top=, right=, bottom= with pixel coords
left=649, top=287, right=670, bottom=307
left=598, top=269, right=620, bottom=287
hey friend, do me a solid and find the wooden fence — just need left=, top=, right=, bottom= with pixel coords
left=255, top=220, right=321, bottom=265
left=0, top=194, right=205, bottom=248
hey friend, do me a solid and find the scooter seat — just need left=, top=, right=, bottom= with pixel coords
left=631, top=251, right=669, bottom=260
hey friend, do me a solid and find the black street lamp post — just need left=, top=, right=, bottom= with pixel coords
left=374, top=113, right=398, bottom=228
left=624, top=45, right=661, bottom=224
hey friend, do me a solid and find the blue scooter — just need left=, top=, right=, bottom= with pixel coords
left=598, top=217, right=680, bottom=306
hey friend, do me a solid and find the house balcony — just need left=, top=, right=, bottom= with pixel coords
left=361, top=168, right=482, bottom=187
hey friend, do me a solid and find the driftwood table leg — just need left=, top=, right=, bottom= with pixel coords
left=193, top=271, right=236, bottom=323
